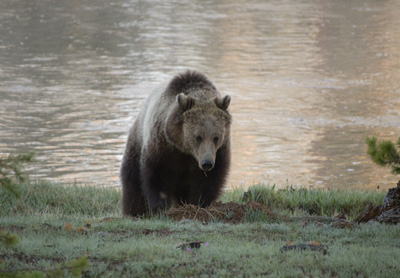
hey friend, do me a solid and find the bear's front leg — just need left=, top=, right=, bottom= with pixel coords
left=147, top=187, right=171, bottom=214
left=187, top=166, right=226, bottom=208
left=188, top=185, right=214, bottom=208
left=140, top=155, right=171, bottom=214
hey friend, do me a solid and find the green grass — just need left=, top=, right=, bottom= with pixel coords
left=1, top=182, right=399, bottom=277
left=223, top=184, right=386, bottom=219
left=0, top=181, right=121, bottom=217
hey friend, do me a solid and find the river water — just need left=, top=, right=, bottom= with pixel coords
left=1, top=0, right=399, bottom=190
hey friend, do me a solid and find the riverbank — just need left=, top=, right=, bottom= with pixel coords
left=1, top=182, right=399, bottom=277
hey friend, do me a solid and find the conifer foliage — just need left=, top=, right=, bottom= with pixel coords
left=366, top=136, right=400, bottom=175
left=1, top=152, right=90, bottom=277
left=0, top=152, right=34, bottom=249
left=0, top=152, right=34, bottom=197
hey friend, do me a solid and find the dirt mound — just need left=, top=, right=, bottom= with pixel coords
left=165, top=181, right=400, bottom=225
left=165, top=201, right=274, bottom=224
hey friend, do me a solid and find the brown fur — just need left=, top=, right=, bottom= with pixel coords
left=121, top=70, right=232, bottom=216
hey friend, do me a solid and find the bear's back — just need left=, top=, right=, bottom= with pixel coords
left=164, top=70, right=220, bottom=101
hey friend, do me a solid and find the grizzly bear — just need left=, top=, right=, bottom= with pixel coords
left=120, top=70, right=232, bottom=216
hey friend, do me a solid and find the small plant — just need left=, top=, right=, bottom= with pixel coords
left=366, top=136, right=400, bottom=175
left=0, top=153, right=90, bottom=277
left=0, top=231, right=18, bottom=247
left=0, top=257, right=89, bottom=278
left=0, top=152, right=34, bottom=251
left=0, top=152, right=34, bottom=197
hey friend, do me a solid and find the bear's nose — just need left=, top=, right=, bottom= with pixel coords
left=201, top=160, right=214, bottom=171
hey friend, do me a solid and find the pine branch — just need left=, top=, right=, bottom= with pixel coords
left=0, top=152, right=34, bottom=197
left=366, top=136, right=400, bottom=175
left=0, top=153, right=90, bottom=278
left=0, top=257, right=89, bottom=278
left=0, top=153, right=35, bottom=254
left=0, top=231, right=19, bottom=247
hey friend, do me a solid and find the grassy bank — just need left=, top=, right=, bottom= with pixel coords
left=1, top=182, right=399, bottom=277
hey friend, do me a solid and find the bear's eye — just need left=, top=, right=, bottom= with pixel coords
left=213, top=137, right=219, bottom=144
left=196, top=136, right=203, bottom=143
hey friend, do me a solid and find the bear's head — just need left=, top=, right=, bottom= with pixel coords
left=165, top=93, right=231, bottom=172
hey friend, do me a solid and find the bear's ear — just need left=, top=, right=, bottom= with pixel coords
left=215, top=95, right=231, bottom=111
left=177, top=93, right=195, bottom=111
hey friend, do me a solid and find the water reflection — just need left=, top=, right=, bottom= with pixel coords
left=0, top=0, right=399, bottom=189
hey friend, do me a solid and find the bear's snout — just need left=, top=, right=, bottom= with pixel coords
left=201, top=160, right=214, bottom=171
left=197, top=141, right=216, bottom=172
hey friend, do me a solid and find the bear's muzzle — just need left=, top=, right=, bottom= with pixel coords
left=201, top=160, right=214, bottom=171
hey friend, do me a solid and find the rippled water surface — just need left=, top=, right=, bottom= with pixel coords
left=1, top=0, right=400, bottom=189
